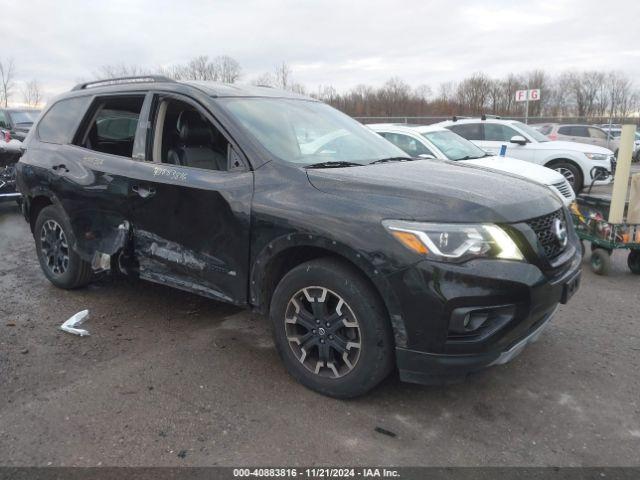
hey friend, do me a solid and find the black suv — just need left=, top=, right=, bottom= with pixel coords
left=16, top=76, right=582, bottom=397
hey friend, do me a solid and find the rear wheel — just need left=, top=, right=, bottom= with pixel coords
left=628, top=250, right=640, bottom=274
left=34, top=205, right=93, bottom=289
left=552, top=161, right=583, bottom=194
left=590, top=248, right=611, bottom=276
left=270, top=258, right=394, bottom=398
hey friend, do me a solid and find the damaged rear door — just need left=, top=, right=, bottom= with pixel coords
left=128, top=92, right=253, bottom=305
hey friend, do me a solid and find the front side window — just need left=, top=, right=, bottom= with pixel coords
left=76, top=96, right=144, bottom=157
left=0, top=111, right=7, bottom=129
left=448, top=123, right=483, bottom=141
left=588, top=127, right=607, bottom=140
left=422, top=130, right=487, bottom=161
left=510, top=121, right=550, bottom=142
left=38, top=96, right=91, bottom=144
left=483, top=123, right=519, bottom=142
left=151, top=98, right=230, bottom=171
left=380, top=132, right=434, bottom=157
left=219, top=98, right=406, bottom=165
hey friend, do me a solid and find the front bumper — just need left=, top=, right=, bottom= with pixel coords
left=389, top=242, right=582, bottom=385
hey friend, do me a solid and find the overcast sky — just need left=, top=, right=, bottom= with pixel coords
left=4, top=0, right=640, bottom=103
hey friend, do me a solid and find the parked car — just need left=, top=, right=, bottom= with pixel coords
left=17, top=77, right=581, bottom=397
left=436, top=117, right=615, bottom=193
left=600, top=126, right=640, bottom=162
left=368, top=123, right=575, bottom=207
left=0, top=109, right=40, bottom=202
left=532, top=123, right=619, bottom=153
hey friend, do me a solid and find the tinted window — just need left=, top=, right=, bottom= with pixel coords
left=76, top=96, right=144, bottom=157
left=38, top=96, right=91, bottom=144
left=562, top=125, right=589, bottom=137
left=483, top=123, right=519, bottom=142
left=380, top=132, right=434, bottom=157
left=557, top=126, right=573, bottom=135
left=448, top=123, right=482, bottom=140
left=0, top=111, right=8, bottom=129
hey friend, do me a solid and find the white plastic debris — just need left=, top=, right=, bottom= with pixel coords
left=60, top=309, right=90, bottom=337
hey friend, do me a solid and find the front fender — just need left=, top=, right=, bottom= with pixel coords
left=249, top=233, right=409, bottom=347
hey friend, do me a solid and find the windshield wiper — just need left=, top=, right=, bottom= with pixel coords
left=305, top=161, right=363, bottom=169
left=369, top=156, right=414, bottom=165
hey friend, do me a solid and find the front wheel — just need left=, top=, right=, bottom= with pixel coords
left=270, top=258, right=394, bottom=398
left=552, top=161, right=583, bottom=194
left=34, top=205, right=93, bottom=289
left=591, top=248, right=611, bottom=276
left=628, top=250, right=640, bottom=274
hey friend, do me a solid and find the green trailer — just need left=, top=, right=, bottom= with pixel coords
left=570, top=194, right=640, bottom=275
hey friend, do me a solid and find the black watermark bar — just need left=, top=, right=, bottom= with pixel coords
left=1, top=468, right=640, bottom=480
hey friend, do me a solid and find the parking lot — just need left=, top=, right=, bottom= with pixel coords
left=1, top=180, right=639, bottom=467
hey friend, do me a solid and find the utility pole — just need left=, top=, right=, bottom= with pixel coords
left=524, top=85, right=529, bottom=124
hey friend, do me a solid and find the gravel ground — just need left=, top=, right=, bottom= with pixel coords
left=0, top=193, right=639, bottom=467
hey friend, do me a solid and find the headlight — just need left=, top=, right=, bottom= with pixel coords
left=382, top=220, right=524, bottom=263
left=584, top=153, right=609, bottom=161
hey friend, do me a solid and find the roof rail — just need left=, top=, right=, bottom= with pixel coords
left=481, top=114, right=501, bottom=120
left=71, top=75, right=176, bottom=91
left=452, top=115, right=470, bottom=122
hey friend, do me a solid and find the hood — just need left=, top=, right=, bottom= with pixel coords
left=306, top=159, right=562, bottom=223
left=536, top=140, right=613, bottom=155
left=463, top=156, right=564, bottom=185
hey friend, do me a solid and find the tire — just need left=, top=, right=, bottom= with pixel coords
left=269, top=258, right=394, bottom=398
left=628, top=250, right=640, bottom=275
left=34, top=205, right=93, bottom=289
left=590, top=248, right=611, bottom=276
left=551, top=161, right=583, bottom=194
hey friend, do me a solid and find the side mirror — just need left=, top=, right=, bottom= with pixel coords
left=510, top=135, right=527, bottom=145
left=418, top=154, right=436, bottom=160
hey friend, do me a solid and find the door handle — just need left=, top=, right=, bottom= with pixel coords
left=132, top=184, right=156, bottom=199
left=52, top=164, right=69, bottom=173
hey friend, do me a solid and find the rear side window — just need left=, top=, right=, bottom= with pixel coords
left=483, top=124, right=519, bottom=142
left=557, top=126, right=573, bottom=136
left=76, top=96, right=145, bottom=157
left=37, top=96, right=91, bottom=144
left=448, top=123, right=482, bottom=140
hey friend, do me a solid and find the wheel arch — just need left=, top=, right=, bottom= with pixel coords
left=543, top=157, right=585, bottom=187
left=250, top=234, right=408, bottom=347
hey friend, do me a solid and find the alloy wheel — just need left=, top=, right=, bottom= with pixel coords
left=556, top=167, right=576, bottom=187
left=284, top=286, right=361, bottom=378
left=40, top=219, right=70, bottom=275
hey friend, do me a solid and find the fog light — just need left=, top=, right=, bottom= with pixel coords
left=448, top=305, right=516, bottom=339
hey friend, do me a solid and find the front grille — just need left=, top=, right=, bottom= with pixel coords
left=552, top=180, right=573, bottom=199
left=525, top=209, right=567, bottom=259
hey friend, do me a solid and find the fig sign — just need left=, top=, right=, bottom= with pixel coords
left=515, top=89, right=540, bottom=102
left=515, top=88, right=540, bottom=124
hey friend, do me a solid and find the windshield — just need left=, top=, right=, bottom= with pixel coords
left=9, top=110, right=40, bottom=125
left=510, top=121, right=550, bottom=142
left=422, top=130, right=487, bottom=160
left=220, top=98, right=407, bottom=165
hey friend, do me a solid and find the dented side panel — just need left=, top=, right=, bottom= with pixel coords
left=126, top=161, right=253, bottom=306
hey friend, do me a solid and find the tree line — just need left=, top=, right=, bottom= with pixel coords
left=2, top=54, right=639, bottom=122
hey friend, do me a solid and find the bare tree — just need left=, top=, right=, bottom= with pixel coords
left=215, top=55, right=241, bottom=83
left=22, top=79, right=42, bottom=107
left=96, top=63, right=149, bottom=79
left=0, top=58, right=16, bottom=107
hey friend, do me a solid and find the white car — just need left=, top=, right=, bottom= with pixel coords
left=434, top=117, right=615, bottom=193
left=369, top=123, right=576, bottom=207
